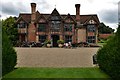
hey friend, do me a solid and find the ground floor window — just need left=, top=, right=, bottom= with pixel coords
left=39, top=35, right=46, bottom=43
left=87, top=36, right=96, bottom=43
left=65, top=35, right=72, bottom=43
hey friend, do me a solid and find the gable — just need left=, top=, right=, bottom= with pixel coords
left=84, top=15, right=99, bottom=25
left=64, top=14, right=75, bottom=23
left=16, top=13, right=31, bottom=24
left=48, top=8, right=62, bottom=21
left=35, top=15, right=47, bottom=23
left=38, top=17, right=46, bottom=23
left=88, top=19, right=97, bottom=24
left=16, top=17, right=27, bottom=24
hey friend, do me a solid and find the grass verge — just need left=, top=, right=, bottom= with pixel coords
left=2, top=67, right=110, bottom=79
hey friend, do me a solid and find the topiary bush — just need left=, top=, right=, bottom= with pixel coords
left=97, top=26, right=120, bottom=79
left=2, top=28, right=17, bottom=76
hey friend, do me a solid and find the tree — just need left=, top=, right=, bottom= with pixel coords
left=99, top=23, right=115, bottom=34
left=97, top=25, right=120, bottom=79
left=2, top=28, right=17, bottom=76
left=2, top=16, right=18, bottom=46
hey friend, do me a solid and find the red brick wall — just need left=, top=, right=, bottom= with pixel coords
left=28, top=24, right=36, bottom=42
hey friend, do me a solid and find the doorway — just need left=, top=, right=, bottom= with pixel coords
left=21, top=34, right=26, bottom=42
left=51, top=35, right=59, bottom=47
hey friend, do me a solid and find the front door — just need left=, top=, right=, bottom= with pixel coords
left=51, top=35, right=59, bottom=47
left=21, top=34, right=26, bottom=42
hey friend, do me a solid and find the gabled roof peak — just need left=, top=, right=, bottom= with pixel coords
left=51, top=8, right=60, bottom=16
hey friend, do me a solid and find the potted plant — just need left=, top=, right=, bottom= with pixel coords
left=57, top=40, right=64, bottom=48
left=45, top=40, right=51, bottom=48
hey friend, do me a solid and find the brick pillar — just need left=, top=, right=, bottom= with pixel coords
left=60, top=35, right=63, bottom=40
left=48, top=34, right=51, bottom=40
left=36, top=34, right=39, bottom=42
left=28, top=24, right=36, bottom=42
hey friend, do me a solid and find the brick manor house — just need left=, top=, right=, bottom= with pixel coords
left=16, top=3, right=100, bottom=47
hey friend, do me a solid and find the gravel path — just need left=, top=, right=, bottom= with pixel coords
left=15, top=47, right=99, bottom=67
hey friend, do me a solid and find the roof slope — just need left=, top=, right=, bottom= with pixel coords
left=17, top=10, right=100, bottom=24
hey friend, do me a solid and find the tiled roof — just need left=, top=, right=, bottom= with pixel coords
left=17, top=11, right=100, bottom=24
left=18, top=13, right=31, bottom=23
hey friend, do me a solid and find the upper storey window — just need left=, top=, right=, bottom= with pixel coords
left=18, top=22, right=26, bottom=28
left=51, top=20, right=61, bottom=32
left=51, top=16, right=60, bottom=20
left=64, top=24, right=72, bottom=32
left=50, top=15, right=61, bottom=32
left=87, top=25, right=95, bottom=32
left=38, top=24, right=46, bottom=32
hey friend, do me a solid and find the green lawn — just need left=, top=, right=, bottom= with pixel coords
left=97, top=43, right=106, bottom=47
left=3, top=67, right=110, bottom=79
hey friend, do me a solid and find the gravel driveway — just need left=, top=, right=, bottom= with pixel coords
left=15, top=47, right=99, bottom=67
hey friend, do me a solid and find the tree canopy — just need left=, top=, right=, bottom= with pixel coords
left=98, top=23, right=115, bottom=34
left=2, top=16, right=18, bottom=46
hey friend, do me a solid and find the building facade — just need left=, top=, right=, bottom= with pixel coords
left=16, top=3, right=100, bottom=47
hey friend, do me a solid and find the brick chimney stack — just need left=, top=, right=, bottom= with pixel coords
left=31, top=3, right=36, bottom=23
left=28, top=3, right=36, bottom=42
left=75, top=4, right=80, bottom=21
left=31, top=3, right=36, bottom=13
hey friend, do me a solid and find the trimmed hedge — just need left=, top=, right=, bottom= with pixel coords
left=97, top=26, right=120, bottom=79
left=2, top=28, right=17, bottom=76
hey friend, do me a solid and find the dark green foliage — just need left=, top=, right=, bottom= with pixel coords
left=2, top=16, right=18, bottom=46
left=97, top=25, right=120, bottom=79
left=99, top=23, right=114, bottom=34
left=2, top=28, right=17, bottom=76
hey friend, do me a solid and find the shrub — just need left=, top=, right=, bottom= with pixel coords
left=44, top=40, right=51, bottom=44
left=97, top=26, right=120, bottom=79
left=2, top=28, right=17, bottom=76
left=57, top=40, right=64, bottom=44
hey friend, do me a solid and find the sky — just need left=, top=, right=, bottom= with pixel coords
left=0, top=0, right=119, bottom=31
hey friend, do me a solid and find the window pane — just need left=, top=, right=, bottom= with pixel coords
left=87, top=36, right=96, bottom=43
left=39, top=35, right=46, bottom=43
left=87, top=25, right=95, bottom=32
left=50, top=20, right=61, bottom=32
left=18, top=23, right=26, bottom=28
left=38, top=24, right=46, bottom=32
left=64, top=24, right=72, bottom=32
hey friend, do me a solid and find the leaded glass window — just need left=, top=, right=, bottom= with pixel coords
left=87, top=25, right=95, bottom=32
left=64, top=24, right=72, bottom=32
left=39, top=35, right=46, bottom=43
left=87, top=36, right=96, bottom=43
left=18, top=22, right=26, bottom=28
left=38, top=24, right=46, bottom=32
left=51, top=16, right=60, bottom=20
left=50, top=17, right=61, bottom=32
